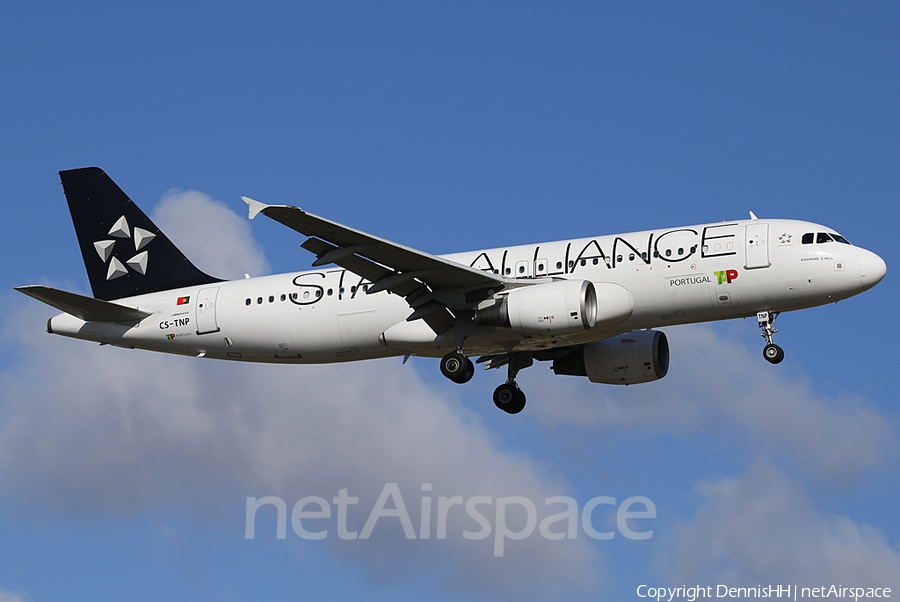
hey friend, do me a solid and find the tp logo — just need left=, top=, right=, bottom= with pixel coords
left=715, top=269, right=738, bottom=284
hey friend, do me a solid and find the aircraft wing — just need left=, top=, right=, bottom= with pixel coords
left=15, top=285, right=151, bottom=322
left=243, top=198, right=506, bottom=334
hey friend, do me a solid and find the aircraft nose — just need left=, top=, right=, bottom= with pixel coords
left=858, top=249, right=887, bottom=290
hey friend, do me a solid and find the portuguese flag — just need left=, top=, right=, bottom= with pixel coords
left=177, top=296, right=190, bottom=305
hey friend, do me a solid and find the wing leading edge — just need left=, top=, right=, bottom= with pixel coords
left=243, top=198, right=506, bottom=334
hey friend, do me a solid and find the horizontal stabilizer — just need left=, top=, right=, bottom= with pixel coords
left=15, top=285, right=151, bottom=322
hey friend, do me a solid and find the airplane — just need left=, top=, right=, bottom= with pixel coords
left=16, top=168, right=887, bottom=414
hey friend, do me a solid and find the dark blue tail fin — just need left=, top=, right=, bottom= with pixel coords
left=60, top=167, right=221, bottom=301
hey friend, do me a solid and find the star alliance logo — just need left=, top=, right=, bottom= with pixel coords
left=778, top=233, right=792, bottom=245
left=93, top=216, right=156, bottom=280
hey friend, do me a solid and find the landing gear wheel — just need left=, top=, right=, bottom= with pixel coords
left=763, top=343, right=784, bottom=364
left=493, top=383, right=526, bottom=414
left=441, top=351, right=473, bottom=384
left=461, top=358, right=475, bottom=383
left=757, top=311, right=785, bottom=365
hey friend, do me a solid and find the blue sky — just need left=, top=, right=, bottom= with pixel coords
left=1, top=2, right=898, bottom=600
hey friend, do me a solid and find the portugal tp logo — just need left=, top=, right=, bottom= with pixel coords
left=715, top=269, right=738, bottom=284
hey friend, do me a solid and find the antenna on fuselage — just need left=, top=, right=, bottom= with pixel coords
left=749, top=211, right=759, bottom=220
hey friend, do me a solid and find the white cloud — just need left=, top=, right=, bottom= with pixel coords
left=152, top=189, right=270, bottom=280
left=7, top=188, right=898, bottom=599
left=524, top=325, right=897, bottom=480
left=0, top=588, right=27, bottom=602
left=0, top=190, right=601, bottom=600
left=0, top=307, right=599, bottom=599
left=663, top=461, right=900, bottom=589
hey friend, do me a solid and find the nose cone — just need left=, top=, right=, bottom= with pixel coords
left=859, top=249, right=887, bottom=291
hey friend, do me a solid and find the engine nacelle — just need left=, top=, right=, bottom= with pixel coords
left=552, top=330, right=669, bottom=385
left=476, top=280, right=598, bottom=336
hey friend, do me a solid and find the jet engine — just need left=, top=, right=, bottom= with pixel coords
left=476, top=280, right=598, bottom=336
left=551, top=330, right=669, bottom=385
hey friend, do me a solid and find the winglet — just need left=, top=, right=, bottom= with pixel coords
left=749, top=211, right=758, bottom=220
left=242, top=197, right=268, bottom=220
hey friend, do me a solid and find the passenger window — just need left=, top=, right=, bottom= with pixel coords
left=518, top=266, right=525, bottom=274
left=817, top=232, right=833, bottom=244
left=802, top=233, right=814, bottom=244
left=616, top=255, right=622, bottom=263
left=245, top=298, right=251, bottom=306
left=291, top=292, right=298, bottom=300
left=268, top=295, right=274, bottom=303
left=537, top=263, right=544, bottom=271
left=280, top=294, right=286, bottom=302
left=568, top=261, right=575, bottom=269
left=641, top=252, right=648, bottom=261
left=580, top=259, right=586, bottom=266
left=303, top=291, right=310, bottom=299
left=629, top=254, right=635, bottom=261
left=257, top=297, right=263, bottom=304
left=665, top=249, right=672, bottom=257
left=592, top=258, right=599, bottom=265
left=350, top=286, right=357, bottom=294
left=316, top=289, right=323, bottom=298
left=327, top=289, right=333, bottom=296
left=339, top=287, right=345, bottom=295
left=678, top=248, right=684, bottom=255
left=556, top=261, right=562, bottom=270
left=505, top=267, right=511, bottom=275
left=654, top=250, right=660, bottom=258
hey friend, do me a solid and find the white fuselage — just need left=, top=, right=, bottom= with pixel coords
left=47, top=218, right=884, bottom=363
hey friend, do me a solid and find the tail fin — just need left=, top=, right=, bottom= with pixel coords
left=60, top=167, right=221, bottom=301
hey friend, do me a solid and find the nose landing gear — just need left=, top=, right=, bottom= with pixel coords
left=757, top=310, right=785, bottom=364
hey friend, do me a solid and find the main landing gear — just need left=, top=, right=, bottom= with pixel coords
left=493, top=383, right=525, bottom=415
left=440, top=350, right=474, bottom=384
left=757, top=310, right=785, bottom=365
left=492, top=353, right=532, bottom=415
left=439, top=350, right=530, bottom=414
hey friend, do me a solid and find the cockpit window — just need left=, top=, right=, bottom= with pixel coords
left=831, top=233, right=851, bottom=245
left=816, top=232, right=834, bottom=244
left=802, top=233, right=814, bottom=245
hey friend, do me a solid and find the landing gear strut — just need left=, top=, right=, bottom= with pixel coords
left=440, top=350, right=474, bottom=384
left=492, top=353, right=532, bottom=414
left=757, top=310, right=785, bottom=365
